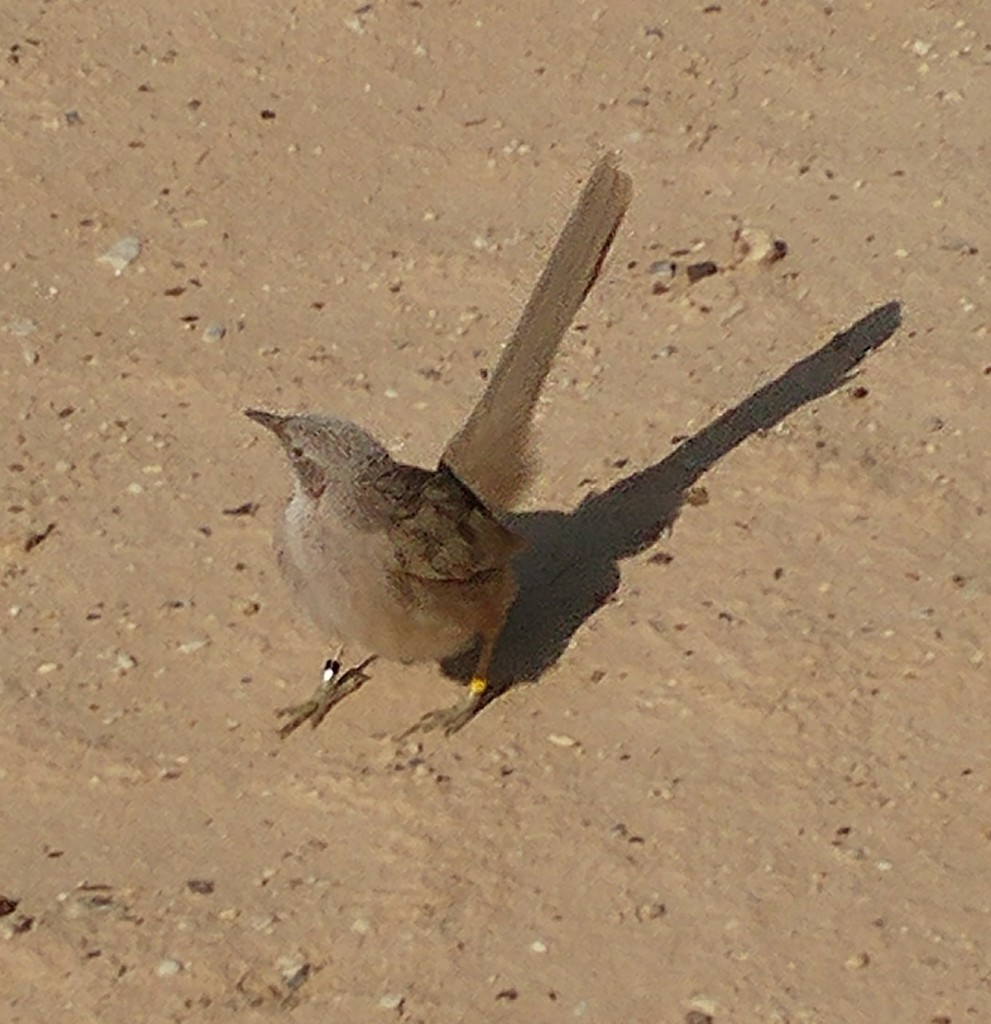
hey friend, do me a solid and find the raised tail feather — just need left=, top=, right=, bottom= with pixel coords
left=441, top=154, right=632, bottom=510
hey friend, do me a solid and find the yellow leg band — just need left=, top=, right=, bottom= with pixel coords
left=468, top=677, right=487, bottom=696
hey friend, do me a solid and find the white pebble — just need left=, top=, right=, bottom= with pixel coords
left=98, top=236, right=141, bottom=275
left=115, top=651, right=137, bottom=674
left=547, top=733, right=579, bottom=748
left=156, top=957, right=183, bottom=977
left=276, top=954, right=308, bottom=983
left=735, top=226, right=786, bottom=267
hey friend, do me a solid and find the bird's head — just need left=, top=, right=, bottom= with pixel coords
left=245, top=409, right=388, bottom=499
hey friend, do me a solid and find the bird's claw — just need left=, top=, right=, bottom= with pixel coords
left=398, top=692, right=482, bottom=740
left=276, top=656, right=375, bottom=739
left=276, top=696, right=333, bottom=738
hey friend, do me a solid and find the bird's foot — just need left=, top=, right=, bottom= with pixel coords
left=276, top=655, right=375, bottom=739
left=398, top=677, right=486, bottom=739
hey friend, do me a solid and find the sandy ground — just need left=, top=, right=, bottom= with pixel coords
left=2, top=1, right=990, bottom=1021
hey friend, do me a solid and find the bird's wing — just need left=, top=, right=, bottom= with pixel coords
left=371, top=462, right=524, bottom=583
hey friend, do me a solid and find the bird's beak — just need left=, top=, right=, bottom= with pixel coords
left=244, top=408, right=288, bottom=438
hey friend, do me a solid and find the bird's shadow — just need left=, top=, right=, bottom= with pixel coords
left=444, top=301, right=903, bottom=701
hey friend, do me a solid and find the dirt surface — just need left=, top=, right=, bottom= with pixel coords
left=2, top=2, right=989, bottom=1021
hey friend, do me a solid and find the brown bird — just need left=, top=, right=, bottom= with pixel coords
left=247, top=154, right=632, bottom=737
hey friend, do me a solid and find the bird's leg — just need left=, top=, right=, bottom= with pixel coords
left=276, top=649, right=376, bottom=739
left=399, top=631, right=499, bottom=739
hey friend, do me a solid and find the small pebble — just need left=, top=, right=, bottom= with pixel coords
left=202, top=322, right=227, bottom=343
left=648, top=259, right=677, bottom=278
left=548, top=733, right=579, bottom=748
left=686, top=261, right=718, bottom=283
left=735, top=226, right=787, bottom=266
left=277, top=954, right=311, bottom=990
left=686, top=999, right=717, bottom=1023
left=649, top=259, right=677, bottom=294
left=98, top=236, right=141, bottom=275
left=0, top=915, right=35, bottom=939
left=114, top=651, right=137, bottom=674
left=156, top=957, right=183, bottom=977
left=378, top=993, right=404, bottom=1011
left=530, top=939, right=548, bottom=953
left=635, top=899, right=668, bottom=921
left=343, top=13, right=366, bottom=34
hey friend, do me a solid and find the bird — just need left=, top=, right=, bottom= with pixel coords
left=246, top=153, right=632, bottom=737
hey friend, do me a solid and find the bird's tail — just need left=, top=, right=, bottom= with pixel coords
left=441, top=154, right=632, bottom=509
